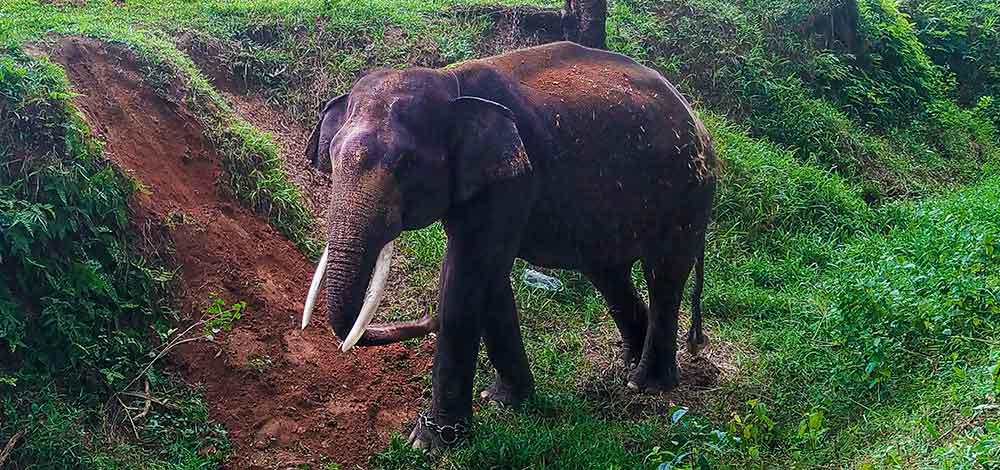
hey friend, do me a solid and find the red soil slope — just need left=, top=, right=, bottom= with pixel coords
left=46, top=37, right=431, bottom=469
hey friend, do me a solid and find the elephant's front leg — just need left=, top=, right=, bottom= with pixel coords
left=408, top=238, right=518, bottom=449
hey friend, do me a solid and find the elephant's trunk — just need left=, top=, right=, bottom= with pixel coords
left=300, top=186, right=437, bottom=350
left=337, top=239, right=394, bottom=351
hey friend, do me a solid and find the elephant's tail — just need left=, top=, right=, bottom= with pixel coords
left=686, top=252, right=709, bottom=356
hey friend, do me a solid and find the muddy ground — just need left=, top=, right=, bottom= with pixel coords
left=43, top=37, right=434, bottom=469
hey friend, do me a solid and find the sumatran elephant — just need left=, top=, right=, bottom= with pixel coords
left=300, top=41, right=717, bottom=449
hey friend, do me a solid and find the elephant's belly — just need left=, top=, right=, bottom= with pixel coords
left=516, top=196, right=651, bottom=270
left=515, top=157, right=707, bottom=270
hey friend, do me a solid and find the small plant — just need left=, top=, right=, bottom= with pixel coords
left=164, top=210, right=196, bottom=229
left=726, top=399, right=776, bottom=459
left=797, top=409, right=827, bottom=448
left=202, top=293, right=247, bottom=337
left=248, top=355, right=273, bottom=375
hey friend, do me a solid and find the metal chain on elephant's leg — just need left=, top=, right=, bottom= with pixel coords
left=417, top=411, right=471, bottom=446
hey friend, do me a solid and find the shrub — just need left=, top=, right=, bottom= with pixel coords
left=902, top=0, right=1000, bottom=105
left=1, top=45, right=225, bottom=470
left=822, top=176, right=1000, bottom=392
left=1, top=48, right=168, bottom=384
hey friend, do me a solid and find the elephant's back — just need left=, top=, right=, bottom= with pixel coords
left=465, top=41, right=716, bottom=181
left=452, top=42, right=717, bottom=268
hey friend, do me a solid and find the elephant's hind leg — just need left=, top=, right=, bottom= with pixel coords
left=628, top=256, right=695, bottom=393
left=585, top=264, right=648, bottom=369
left=481, top=278, right=535, bottom=407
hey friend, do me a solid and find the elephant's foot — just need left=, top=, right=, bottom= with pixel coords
left=480, top=375, right=534, bottom=407
left=407, top=411, right=471, bottom=450
left=623, top=337, right=644, bottom=370
left=686, top=328, right=710, bottom=356
left=627, top=358, right=680, bottom=393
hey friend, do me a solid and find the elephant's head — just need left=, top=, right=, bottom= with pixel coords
left=300, top=68, right=531, bottom=351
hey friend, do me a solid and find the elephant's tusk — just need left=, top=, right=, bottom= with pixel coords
left=301, top=244, right=330, bottom=330
left=341, top=240, right=394, bottom=352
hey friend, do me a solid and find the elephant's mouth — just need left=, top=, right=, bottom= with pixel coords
left=300, top=239, right=438, bottom=350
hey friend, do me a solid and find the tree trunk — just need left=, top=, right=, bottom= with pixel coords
left=563, top=0, right=607, bottom=49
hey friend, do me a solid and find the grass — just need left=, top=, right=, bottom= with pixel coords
left=2, top=0, right=1000, bottom=468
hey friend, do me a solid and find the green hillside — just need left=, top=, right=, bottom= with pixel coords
left=2, top=0, right=999, bottom=468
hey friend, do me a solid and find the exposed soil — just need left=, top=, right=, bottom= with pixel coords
left=221, top=88, right=332, bottom=235
left=43, top=37, right=433, bottom=469
left=175, top=31, right=333, bottom=234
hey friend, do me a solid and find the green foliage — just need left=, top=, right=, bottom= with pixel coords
left=609, top=0, right=999, bottom=199
left=201, top=293, right=246, bottom=336
left=820, top=176, right=1000, bottom=393
left=902, top=0, right=1000, bottom=105
left=849, top=0, right=950, bottom=122
left=796, top=410, right=827, bottom=448
left=0, top=46, right=166, bottom=384
left=978, top=95, right=1000, bottom=129
left=2, top=374, right=229, bottom=469
left=706, top=113, right=870, bottom=256
left=1, top=47, right=226, bottom=469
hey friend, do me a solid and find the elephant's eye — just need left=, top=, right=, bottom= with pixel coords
left=395, top=152, right=415, bottom=172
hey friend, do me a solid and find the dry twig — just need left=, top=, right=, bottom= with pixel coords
left=0, top=428, right=28, bottom=468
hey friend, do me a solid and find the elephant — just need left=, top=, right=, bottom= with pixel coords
left=299, top=41, right=717, bottom=449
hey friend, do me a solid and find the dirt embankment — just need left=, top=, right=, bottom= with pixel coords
left=43, top=37, right=432, bottom=469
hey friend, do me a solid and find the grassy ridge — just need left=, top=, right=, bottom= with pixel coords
left=2, top=0, right=320, bottom=254
left=0, top=46, right=227, bottom=468
left=1, top=0, right=999, bottom=468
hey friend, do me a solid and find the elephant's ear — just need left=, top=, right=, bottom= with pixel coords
left=450, top=96, right=532, bottom=202
left=305, top=93, right=349, bottom=173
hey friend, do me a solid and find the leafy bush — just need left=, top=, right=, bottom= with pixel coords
left=976, top=95, right=1000, bottom=130
left=609, top=0, right=997, bottom=200
left=849, top=0, right=950, bottom=122
left=1, top=46, right=224, bottom=469
left=902, top=0, right=1000, bottom=105
left=821, top=176, right=1000, bottom=392
left=0, top=47, right=168, bottom=384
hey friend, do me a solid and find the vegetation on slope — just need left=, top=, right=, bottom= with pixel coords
left=0, top=46, right=227, bottom=468
left=611, top=0, right=998, bottom=200
left=1, top=0, right=999, bottom=468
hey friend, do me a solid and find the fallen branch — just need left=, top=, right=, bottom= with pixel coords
left=133, top=379, right=152, bottom=421
left=117, top=395, right=140, bottom=440
left=0, top=428, right=28, bottom=468
left=121, top=318, right=209, bottom=393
